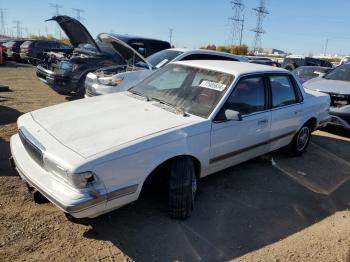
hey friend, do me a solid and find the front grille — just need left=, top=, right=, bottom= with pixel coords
left=328, top=93, right=350, bottom=108
left=19, top=129, right=44, bottom=167
left=85, top=88, right=97, bottom=97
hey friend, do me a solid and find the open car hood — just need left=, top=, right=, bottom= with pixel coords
left=46, top=15, right=100, bottom=52
left=98, top=33, right=152, bottom=69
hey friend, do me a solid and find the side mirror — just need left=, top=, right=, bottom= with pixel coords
left=215, top=108, right=242, bottom=122
left=314, top=71, right=326, bottom=77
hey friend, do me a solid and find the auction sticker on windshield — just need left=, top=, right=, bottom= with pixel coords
left=199, top=80, right=227, bottom=91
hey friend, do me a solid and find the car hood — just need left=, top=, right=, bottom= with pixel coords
left=304, top=77, right=350, bottom=95
left=46, top=15, right=100, bottom=52
left=98, top=33, right=152, bottom=69
left=30, top=92, right=199, bottom=158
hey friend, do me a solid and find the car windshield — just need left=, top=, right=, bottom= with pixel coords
left=293, top=67, right=328, bottom=78
left=129, top=64, right=234, bottom=118
left=324, top=64, right=350, bottom=82
left=146, top=50, right=184, bottom=68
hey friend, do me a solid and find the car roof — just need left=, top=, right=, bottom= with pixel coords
left=172, top=60, right=287, bottom=75
left=110, top=34, right=170, bottom=44
left=167, top=48, right=248, bottom=61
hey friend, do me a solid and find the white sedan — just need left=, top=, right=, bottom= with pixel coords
left=10, top=61, right=330, bottom=220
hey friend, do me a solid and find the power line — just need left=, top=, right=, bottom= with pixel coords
left=0, top=8, right=6, bottom=36
left=251, top=0, right=269, bottom=53
left=50, top=3, right=63, bottom=39
left=72, top=8, right=85, bottom=22
left=13, top=20, right=23, bottom=38
left=229, top=0, right=245, bottom=46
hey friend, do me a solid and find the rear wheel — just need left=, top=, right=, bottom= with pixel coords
left=168, top=157, right=197, bottom=219
left=285, top=123, right=312, bottom=156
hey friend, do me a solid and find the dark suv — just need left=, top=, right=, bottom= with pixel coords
left=282, top=56, right=333, bottom=71
left=20, top=40, right=72, bottom=65
left=37, top=15, right=171, bottom=97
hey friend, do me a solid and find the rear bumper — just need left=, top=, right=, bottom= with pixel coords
left=36, top=65, right=79, bottom=93
left=10, top=134, right=107, bottom=218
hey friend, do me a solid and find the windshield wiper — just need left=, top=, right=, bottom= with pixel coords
left=128, top=89, right=150, bottom=101
left=149, top=97, right=187, bottom=116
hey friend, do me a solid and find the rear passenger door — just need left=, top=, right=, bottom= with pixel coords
left=268, top=74, right=304, bottom=151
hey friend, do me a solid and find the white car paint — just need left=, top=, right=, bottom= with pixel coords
left=10, top=61, right=331, bottom=218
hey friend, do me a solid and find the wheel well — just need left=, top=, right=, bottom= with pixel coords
left=305, top=117, right=317, bottom=131
left=140, top=155, right=201, bottom=195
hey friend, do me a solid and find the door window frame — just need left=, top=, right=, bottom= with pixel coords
left=213, top=73, right=270, bottom=121
left=266, top=73, right=304, bottom=110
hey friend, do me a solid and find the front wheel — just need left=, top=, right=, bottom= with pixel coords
left=168, top=157, right=197, bottom=219
left=285, top=123, right=312, bottom=156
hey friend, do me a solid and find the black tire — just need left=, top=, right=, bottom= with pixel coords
left=168, top=157, right=197, bottom=219
left=284, top=63, right=295, bottom=71
left=285, top=123, right=312, bottom=156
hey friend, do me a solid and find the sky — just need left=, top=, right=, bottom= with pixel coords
left=1, top=0, right=350, bottom=55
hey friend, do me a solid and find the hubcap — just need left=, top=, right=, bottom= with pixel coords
left=296, top=126, right=310, bottom=151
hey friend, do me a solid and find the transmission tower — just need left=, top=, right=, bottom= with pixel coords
left=229, top=0, right=245, bottom=46
left=169, top=28, right=173, bottom=46
left=72, top=8, right=85, bottom=22
left=0, top=9, right=6, bottom=36
left=50, top=3, right=63, bottom=39
left=13, top=20, right=23, bottom=38
left=251, top=0, right=269, bottom=54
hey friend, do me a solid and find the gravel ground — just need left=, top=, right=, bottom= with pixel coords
left=0, top=63, right=349, bottom=262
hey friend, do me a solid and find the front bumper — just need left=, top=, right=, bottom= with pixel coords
left=36, top=65, right=79, bottom=94
left=10, top=134, right=107, bottom=218
left=328, top=106, right=350, bottom=130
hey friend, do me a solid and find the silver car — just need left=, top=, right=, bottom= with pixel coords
left=304, top=64, right=350, bottom=129
left=84, top=48, right=248, bottom=97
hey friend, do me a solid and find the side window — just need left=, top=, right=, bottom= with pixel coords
left=129, top=42, right=147, bottom=57
left=224, top=76, right=266, bottom=115
left=270, top=75, right=297, bottom=108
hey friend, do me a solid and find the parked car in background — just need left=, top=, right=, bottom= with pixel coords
left=304, top=63, right=350, bottom=129
left=10, top=61, right=330, bottom=220
left=339, top=56, right=350, bottom=65
left=3, top=39, right=30, bottom=62
left=20, top=39, right=72, bottom=65
left=37, top=15, right=170, bottom=97
left=282, top=56, right=333, bottom=71
left=0, top=39, right=12, bottom=61
left=292, top=66, right=332, bottom=83
left=85, top=48, right=248, bottom=97
left=249, top=59, right=281, bottom=67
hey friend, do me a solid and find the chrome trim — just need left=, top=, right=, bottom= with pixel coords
left=209, top=130, right=296, bottom=164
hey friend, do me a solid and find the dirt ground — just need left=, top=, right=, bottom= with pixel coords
left=0, top=62, right=349, bottom=262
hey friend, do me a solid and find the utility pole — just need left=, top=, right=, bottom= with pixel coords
left=324, top=39, right=329, bottom=57
left=72, top=8, right=85, bottom=22
left=50, top=3, right=63, bottom=39
left=229, top=0, right=245, bottom=46
left=13, top=20, right=23, bottom=38
left=169, top=28, right=173, bottom=46
left=0, top=8, right=5, bottom=36
left=251, top=0, right=269, bottom=54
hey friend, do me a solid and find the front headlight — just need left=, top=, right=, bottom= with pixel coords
left=43, top=157, right=95, bottom=189
left=97, top=76, right=124, bottom=86
left=60, top=62, right=79, bottom=72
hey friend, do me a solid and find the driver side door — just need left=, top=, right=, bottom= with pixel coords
left=208, top=74, right=271, bottom=174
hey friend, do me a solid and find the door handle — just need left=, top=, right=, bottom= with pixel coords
left=258, top=119, right=268, bottom=125
left=294, top=110, right=302, bottom=115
